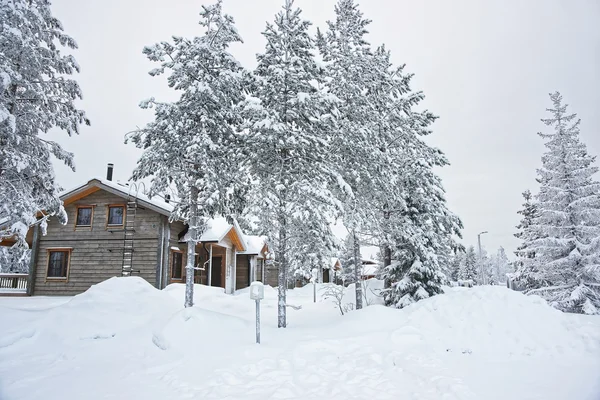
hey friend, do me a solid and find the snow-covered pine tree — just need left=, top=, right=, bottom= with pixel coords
left=317, top=0, right=377, bottom=309
left=287, top=209, right=337, bottom=285
left=521, top=92, right=600, bottom=314
left=490, top=246, right=510, bottom=285
left=128, top=1, right=248, bottom=308
left=338, top=233, right=358, bottom=284
left=449, top=250, right=464, bottom=282
left=0, top=0, right=89, bottom=244
left=513, top=190, right=543, bottom=290
left=479, top=248, right=496, bottom=285
left=460, top=245, right=478, bottom=283
left=362, top=47, right=462, bottom=308
left=0, top=246, right=30, bottom=273
left=244, top=0, right=340, bottom=327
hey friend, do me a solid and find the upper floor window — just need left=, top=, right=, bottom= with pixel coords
left=75, top=206, right=93, bottom=227
left=107, top=205, right=124, bottom=226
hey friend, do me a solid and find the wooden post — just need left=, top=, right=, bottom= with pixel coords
left=208, top=244, right=213, bottom=287
left=26, top=225, right=40, bottom=296
left=162, top=219, right=171, bottom=288
left=232, top=245, right=237, bottom=293
left=155, top=215, right=166, bottom=289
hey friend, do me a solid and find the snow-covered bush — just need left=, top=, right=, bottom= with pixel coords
left=321, top=283, right=354, bottom=315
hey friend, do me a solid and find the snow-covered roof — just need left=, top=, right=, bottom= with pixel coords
left=362, top=263, right=379, bottom=277
left=324, top=257, right=341, bottom=270
left=180, top=217, right=247, bottom=251
left=362, top=258, right=379, bottom=265
left=60, top=177, right=252, bottom=251
left=239, top=235, right=268, bottom=256
left=60, top=178, right=174, bottom=216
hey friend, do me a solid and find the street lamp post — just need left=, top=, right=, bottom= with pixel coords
left=477, top=231, right=488, bottom=285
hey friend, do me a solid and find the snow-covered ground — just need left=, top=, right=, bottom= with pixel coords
left=1, top=278, right=599, bottom=400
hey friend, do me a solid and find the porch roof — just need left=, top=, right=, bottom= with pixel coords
left=179, top=217, right=247, bottom=251
left=325, top=257, right=341, bottom=270
left=238, top=235, right=268, bottom=256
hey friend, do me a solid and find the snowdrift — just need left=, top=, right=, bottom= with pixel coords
left=0, top=278, right=599, bottom=400
left=42, top=277, right=180, bottom=342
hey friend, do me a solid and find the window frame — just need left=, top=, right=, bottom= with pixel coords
left=74, top=205, right=94, bottom=228
left=106, top=204, right=126, bottom=228
left=171, top=250, right=184, bottom=281
left=45, top=248, right=72, bottom=281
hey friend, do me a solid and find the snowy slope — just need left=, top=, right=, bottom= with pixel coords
left=0, top=278, right=599, bottom=400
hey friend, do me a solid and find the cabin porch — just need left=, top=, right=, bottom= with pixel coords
left=168, top=242, right=255, bottom=294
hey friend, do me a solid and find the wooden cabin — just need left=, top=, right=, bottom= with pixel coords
left=360, top=258, right=380, bottom=280
left=322, top=257, right=342, bottom=283
left=5, top=171, right=269, bottom=297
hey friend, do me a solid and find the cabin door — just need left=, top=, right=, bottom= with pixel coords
left=211, top=257, right=223, bottom=288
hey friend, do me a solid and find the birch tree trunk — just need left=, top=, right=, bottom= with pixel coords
left=184, top=184, right=199, bottom=308
left=353, top=228, right=363, bottom=309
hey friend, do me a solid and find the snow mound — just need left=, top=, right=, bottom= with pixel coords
left=152, top=307, right=251, bottom=352
left=1, top=279, right=599, bottom=400
left=413, top=286, right=600, bottom=356
left=336, top=285, right=600, bottom=358
left=40, top=277, right=179, bottom=342
left=164, top=283, right=281, bottom=323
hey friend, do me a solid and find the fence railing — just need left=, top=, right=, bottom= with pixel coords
left=0, top=273, right=28, bottom=292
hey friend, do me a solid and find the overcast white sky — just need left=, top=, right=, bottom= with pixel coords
left=47, top=0, right=600, bottom=256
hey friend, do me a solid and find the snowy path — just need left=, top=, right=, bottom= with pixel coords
left=0, top=278, right=599, bottom=400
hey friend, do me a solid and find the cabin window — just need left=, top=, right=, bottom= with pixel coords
left=47, top=250, right=70, bottom=279
left=171, top=252, right=183, bottom=280
left=107, top=205, right=124, bottom=226
left=75, top=206, right=93, bottom=227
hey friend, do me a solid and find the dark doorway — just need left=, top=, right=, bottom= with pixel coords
left=323, top=268, right=330, bottom=283
left=210, top=256, right=223, bottom=288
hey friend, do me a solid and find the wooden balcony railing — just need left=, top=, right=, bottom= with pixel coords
left=0, top=273, right=28, bottom=294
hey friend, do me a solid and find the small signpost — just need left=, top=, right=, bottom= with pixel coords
left=311, top=267, right=318, bottom=303
left=250, top=281, right=264, bottom=344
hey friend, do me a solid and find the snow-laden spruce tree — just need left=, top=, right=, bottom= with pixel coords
left=479, top=248, right=497, bottom=285
left=382, top=170, right=462, bottom=307
left=338, top=232, right=358, bottom=284
left=449, top=251, right=464, bottom=282
left=243, top=0, right=339, bottom=327
left=317, top=0, right=377, bottom=309
left=361, top=46, right=462, bottom=308
left=460, top=246, right=478, bottom=283
left=0, top=246, right=30, bottom=273
left=519, top=92, right=600, bottom=314
left=489, top=246, right=510, bottom=285
left=287, top=209, right=337, bottom=285
left=0, top=0, right=89, bottom=244
left=513, top=190, right=543, bottom=290
left=128, top=1, right=248, bottom=308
